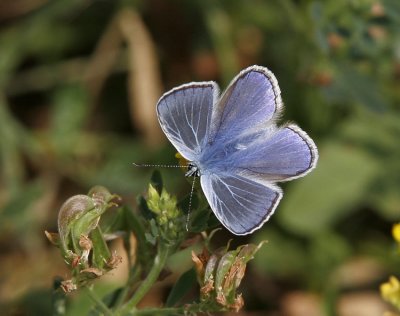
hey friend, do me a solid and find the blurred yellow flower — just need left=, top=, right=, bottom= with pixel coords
left=392, top=223, right=400, bottom=244
left=381, top=276, right=400, bottom=310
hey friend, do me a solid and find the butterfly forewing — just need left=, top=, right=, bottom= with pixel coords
left=157, top=82, right=218, bottom=161
left=209, top=66, right=282, bottom=145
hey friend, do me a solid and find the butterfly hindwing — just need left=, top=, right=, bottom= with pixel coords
left=231, top=124, right=318, bottom=182
left=200, top=173, right=282, bottom=235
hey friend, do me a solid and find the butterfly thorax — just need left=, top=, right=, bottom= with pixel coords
left=195, top=140, right=240, bottom=175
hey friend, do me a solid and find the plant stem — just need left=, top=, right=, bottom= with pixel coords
left=86, top=286, right=114, bottom=316
left=119, top=245, right=171, bottom=315
left=114, top=266, right=141, bottom=309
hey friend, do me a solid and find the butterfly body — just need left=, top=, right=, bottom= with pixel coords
left=157, top=65, right=318, bottom=235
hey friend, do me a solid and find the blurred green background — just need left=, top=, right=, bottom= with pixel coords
left=0, top=0, right=399, bottom=315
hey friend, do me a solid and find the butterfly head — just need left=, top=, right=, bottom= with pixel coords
left=185, top=162, right=200, bottom=177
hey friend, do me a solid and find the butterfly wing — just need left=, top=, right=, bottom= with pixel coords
left=157, top=82, right=219, bottom=161
left=200, top=65, right=317, bottom=183
left=200, top=173, right=282, bottom=235
left=230, top=124, right=318, bottom=182
left=209, top=65, right=282, bottom=145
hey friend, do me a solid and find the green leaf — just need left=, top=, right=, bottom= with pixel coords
left=252, top=228, right=307, bottom=277
left=333, top=63, right=388, bottom=112
left=189, top=208, right=212, bottom=233
left=277, top=141, right=379, bottom=236
left=307, top=231, right=351, bottom=288
left=50, top=85, right=89, bottom=154
left=336, top=110, right=400, bottom=220
left=165, top=268, right=197, bottom=307
left=370, top=176, right=400, bottom=220
left=178, top=193, right=199, bottom=216
left=90, top=226, right=111, bottom=269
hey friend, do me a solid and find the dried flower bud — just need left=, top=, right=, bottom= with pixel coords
left=79, top=235, right=93, bottom=251
left=44, top=231, right=60, bottom=247
left=191, top=248, right=210, bottom=281
left=231, top=294, right=244, bottom=312
left=60, top=280, right=77, bottom=293
left=88, top=186, right=116, bottom=208
left=193, top=242, right=265, bottom=312
left=80, top=268, right=103, bottom=279
left=69, top=252, right=81, bottom=268
left=200, top=278, right=214, bottom=296
left=106, top=252, right=123, bottom=269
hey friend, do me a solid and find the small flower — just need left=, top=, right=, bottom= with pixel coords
left=147, top=184, right=180, bottom=223
left=146, top=184, right=184, bottom=242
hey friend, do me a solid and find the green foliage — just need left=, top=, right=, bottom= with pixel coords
left=165, top=268, right=197, bottom=307
left=278, top=140, right=379, bottom=236
left=45, top=175, right=264, bottom=315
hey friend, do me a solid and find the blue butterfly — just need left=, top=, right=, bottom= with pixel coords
left=156, top=65, right=318, bottom=235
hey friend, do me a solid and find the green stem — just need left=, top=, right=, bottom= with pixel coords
left=119, top=245, right=171, bottom=314
left=114, top=266, right=141, bottom=309
left=86, top=286, right=114, bottom=316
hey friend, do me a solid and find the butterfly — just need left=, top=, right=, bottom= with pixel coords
left=156, top=65, right=318, bottom=235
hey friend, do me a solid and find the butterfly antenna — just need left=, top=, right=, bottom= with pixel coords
left=132, top=163, right=183, bottom=168
left=185, top=176, right=197, bottom=232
